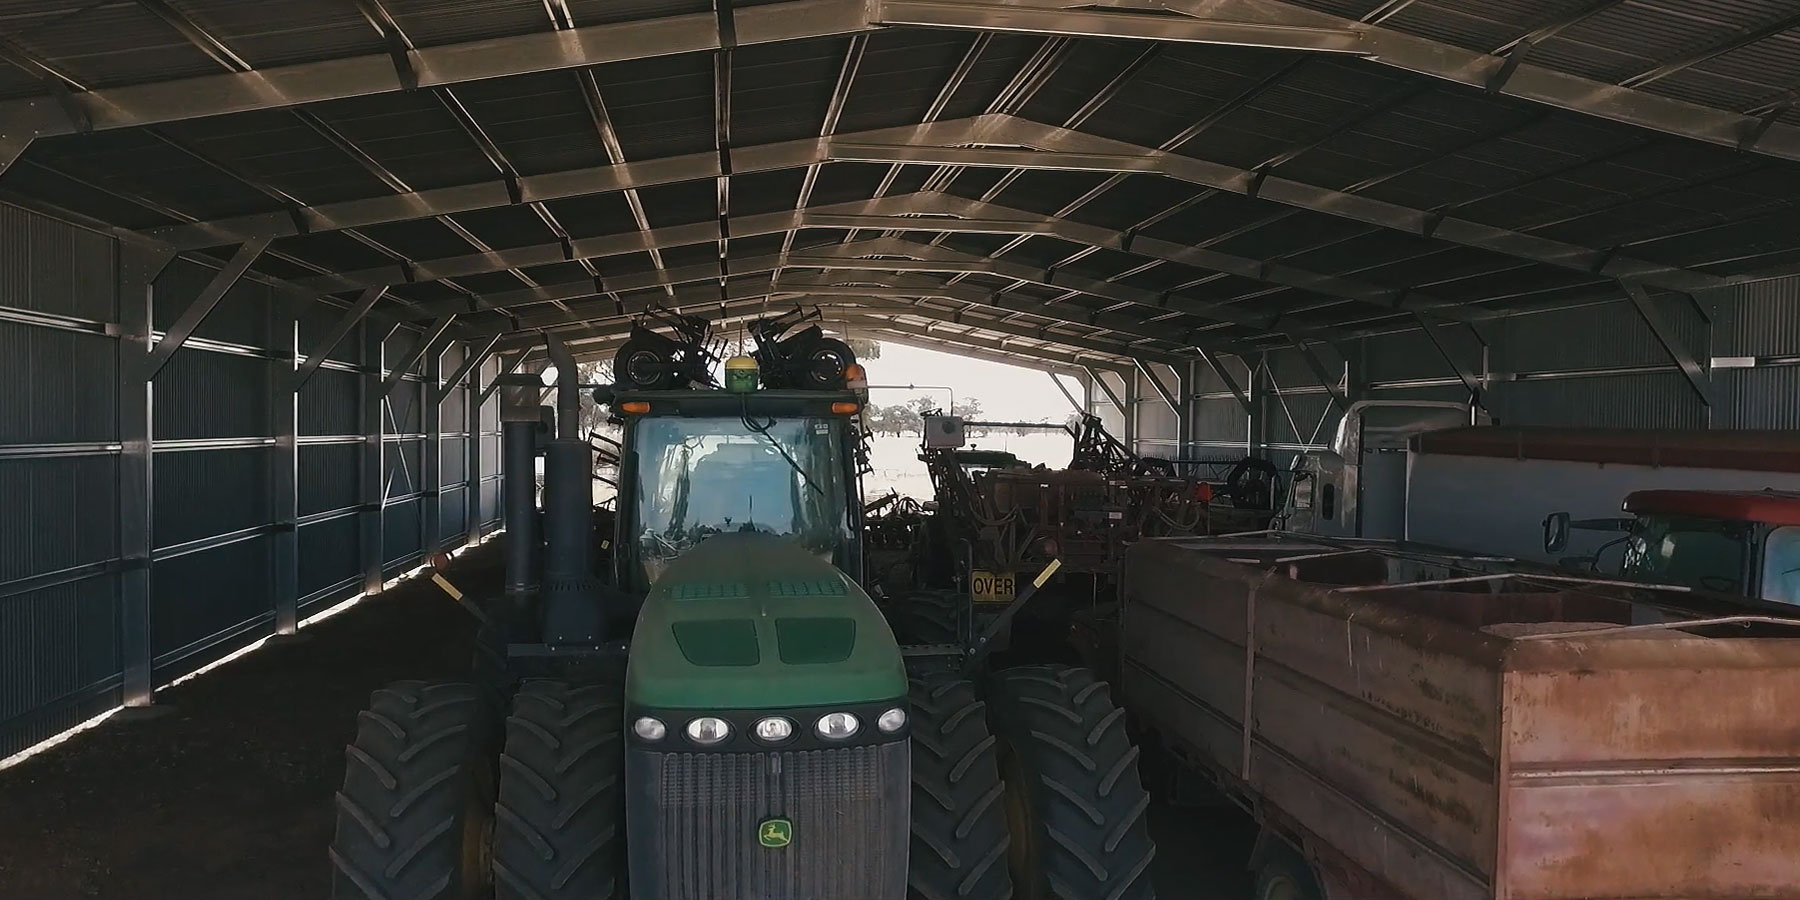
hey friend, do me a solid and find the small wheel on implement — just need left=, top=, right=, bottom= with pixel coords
left=329, top=680, right=500, bottom=900
left=987, top=665, right=1157, bottom=900
left=613, top=338, right=678, bottom=391
left=799, top=337, right=856, bottom=390
left=1253, top=842, right=1324, bottom=900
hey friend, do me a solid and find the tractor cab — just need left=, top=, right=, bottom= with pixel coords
left=609, top=388, right=867, bottom=595
left=1546, top=489, right=1800, bottom=604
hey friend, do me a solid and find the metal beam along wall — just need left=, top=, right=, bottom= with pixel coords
left=1167, top=280, right=1800, bottom=468
left=0, top=200, right=502, bottom=758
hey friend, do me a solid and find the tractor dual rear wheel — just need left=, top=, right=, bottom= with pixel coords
left=907, top=675, right=1013, bottom=900
left=988, top=665, right=1158, bottom=900
left=329, top=680, right=500, bottom=900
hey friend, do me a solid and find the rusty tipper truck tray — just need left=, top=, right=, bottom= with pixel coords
left=1120, top=534, right=1800, bottom=900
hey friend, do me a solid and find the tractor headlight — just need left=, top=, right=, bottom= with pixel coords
left=877, top=707, right=907, bottom=733
left=685, top=716, right=731, bottom=745
left=753, top=716, right=795, bottom=743
left=633, top=716, right=667, bottom=742
left=815, top=711, right=860, bottom=740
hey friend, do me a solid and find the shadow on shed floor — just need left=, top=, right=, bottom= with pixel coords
left=0, top=542, right=1254, bottom=899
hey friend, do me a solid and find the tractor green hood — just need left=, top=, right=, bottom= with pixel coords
left=625, top=532, right=906, bottom=709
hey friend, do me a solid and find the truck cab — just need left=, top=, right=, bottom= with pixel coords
left=1546, top=489, right=1800, bottom=604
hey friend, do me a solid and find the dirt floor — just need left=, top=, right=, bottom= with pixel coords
left=0, top=543, right=1255, bottom=899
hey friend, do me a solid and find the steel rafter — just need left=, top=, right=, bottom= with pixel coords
left=0, top=0, right=870, bottom=174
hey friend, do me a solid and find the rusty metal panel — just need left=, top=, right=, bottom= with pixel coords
left=1500, top=645, right=1800, bottom=900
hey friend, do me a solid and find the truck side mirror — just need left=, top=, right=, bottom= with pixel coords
left=1544, top=511, right=1571, bottom=554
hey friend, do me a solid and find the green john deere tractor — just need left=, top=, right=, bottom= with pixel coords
left=328, top=332, right=1157, bottom=900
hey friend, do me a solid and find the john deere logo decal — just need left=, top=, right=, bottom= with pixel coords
left=759, top=818, right=793, bottom=848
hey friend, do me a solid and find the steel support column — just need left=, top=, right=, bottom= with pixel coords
left=360, top=322, right=390, bottom=594
left=1085, top=366, right=1128, bottom=419
left=421, top=344, right=443, bottom=556
left=1178, top=361, right=1196, bottom=465
left=117, top=244, right=174, bottom=708
left=271, top=296, right=300, bottom=634
left=1622, top=281, right=1716, bottom=410
left=464, top=348, right=486, bottom=546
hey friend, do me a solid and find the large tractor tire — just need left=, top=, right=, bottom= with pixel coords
left=987, top=665, right=1157, bottom=900
left=492, top=680, right=626, bottom=900
left=887, top=590, right=967, bottom=646
left=907, top=675, right=1013, bottom=900
left=329, top=681, right=500, bottom=900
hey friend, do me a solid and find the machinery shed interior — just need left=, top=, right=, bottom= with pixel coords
left=6, top=0, right=1800, bottom=894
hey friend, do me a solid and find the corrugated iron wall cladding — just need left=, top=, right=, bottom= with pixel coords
left=0, top=204, right=116, bottom=322
left=1266, top=393, right=1338, bottom=447
left=386, top=441, right=424, bottom=497
left=0, top=576, right=119, bottom=745
left=299, top=368, right=360, bottom=435
left=441, top=437, right=466, bottom=484
left=440, top=490, right=466, bottom=544
left=1718, top=367, right=1800, bottom=429
left=1135, top=397, right=1178, bottom=444
left=0, top=456, right=119, bottom=584
left=1194, top=354, right=1252, bottom=395
left=1717, top=276, right=1800, bottom=357
left=479, top=478, right=501, bottom=524
left=300, top=444, right=361, bottom=516
left=150, top=537, right=272, bottom=659
left=1359, top=330, right=1455, bottom=383
left=153, top=259, right=273, bottom=349
left=1264, top=345, right=1343, bottom=392
left=297, top=301, right=363, bottom=365
left=154, top=350, right=269, bottom=440
left=153, top=448, right=271, bottom=548
left=0, top=322, right=118, bottom=444
left=384, top=499, right=422, bottom=563
left=390, top=387, right=425, bottom=434
left=298, top=516, right=359, bottom=597
left=441, top=380, right=467, bottom=424
left=1496, top=297, right=1702, bottom=373
left=1486, top=373, right=1707, bottom=429
left=1194, top=397, right=1249, bottom=445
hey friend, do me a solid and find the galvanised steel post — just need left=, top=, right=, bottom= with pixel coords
left=116, top=243, right=173, bottom=708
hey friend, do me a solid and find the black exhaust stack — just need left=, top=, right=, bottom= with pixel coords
left=497, top=373, right=546, bottom=602
left=539, top=333, right=604, bottom=644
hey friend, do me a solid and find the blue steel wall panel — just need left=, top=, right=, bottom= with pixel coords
left=0, top=322, right=118, bottom=444
left=384, top=498, right=422, bottom=564
left=442, top=378, right=467, bottom=425
left=153, top=448, right=272, bottom=548
left=480, top=477, right=501, bottom=525
left=153, top=350, right=269, bottom=440
left=299, top=368, right=360, bottom=436
left=0, top=576, right=121, bottom=759
left=0, top=456, right=119, bottom=584
left=153, top=258, right=274, bottom=348
left=298, top=516, right=359, bottom=597
left=150, top=537, right=272, bottom=661
left=299, top=444, right=361, bottom=516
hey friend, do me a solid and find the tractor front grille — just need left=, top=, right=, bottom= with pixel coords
left=626, top=740, right=909, bottom=900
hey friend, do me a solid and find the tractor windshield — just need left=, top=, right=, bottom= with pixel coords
left=631, top=415, right=853, bottom=585
left=1621, top=514, right=1751, bottom=594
